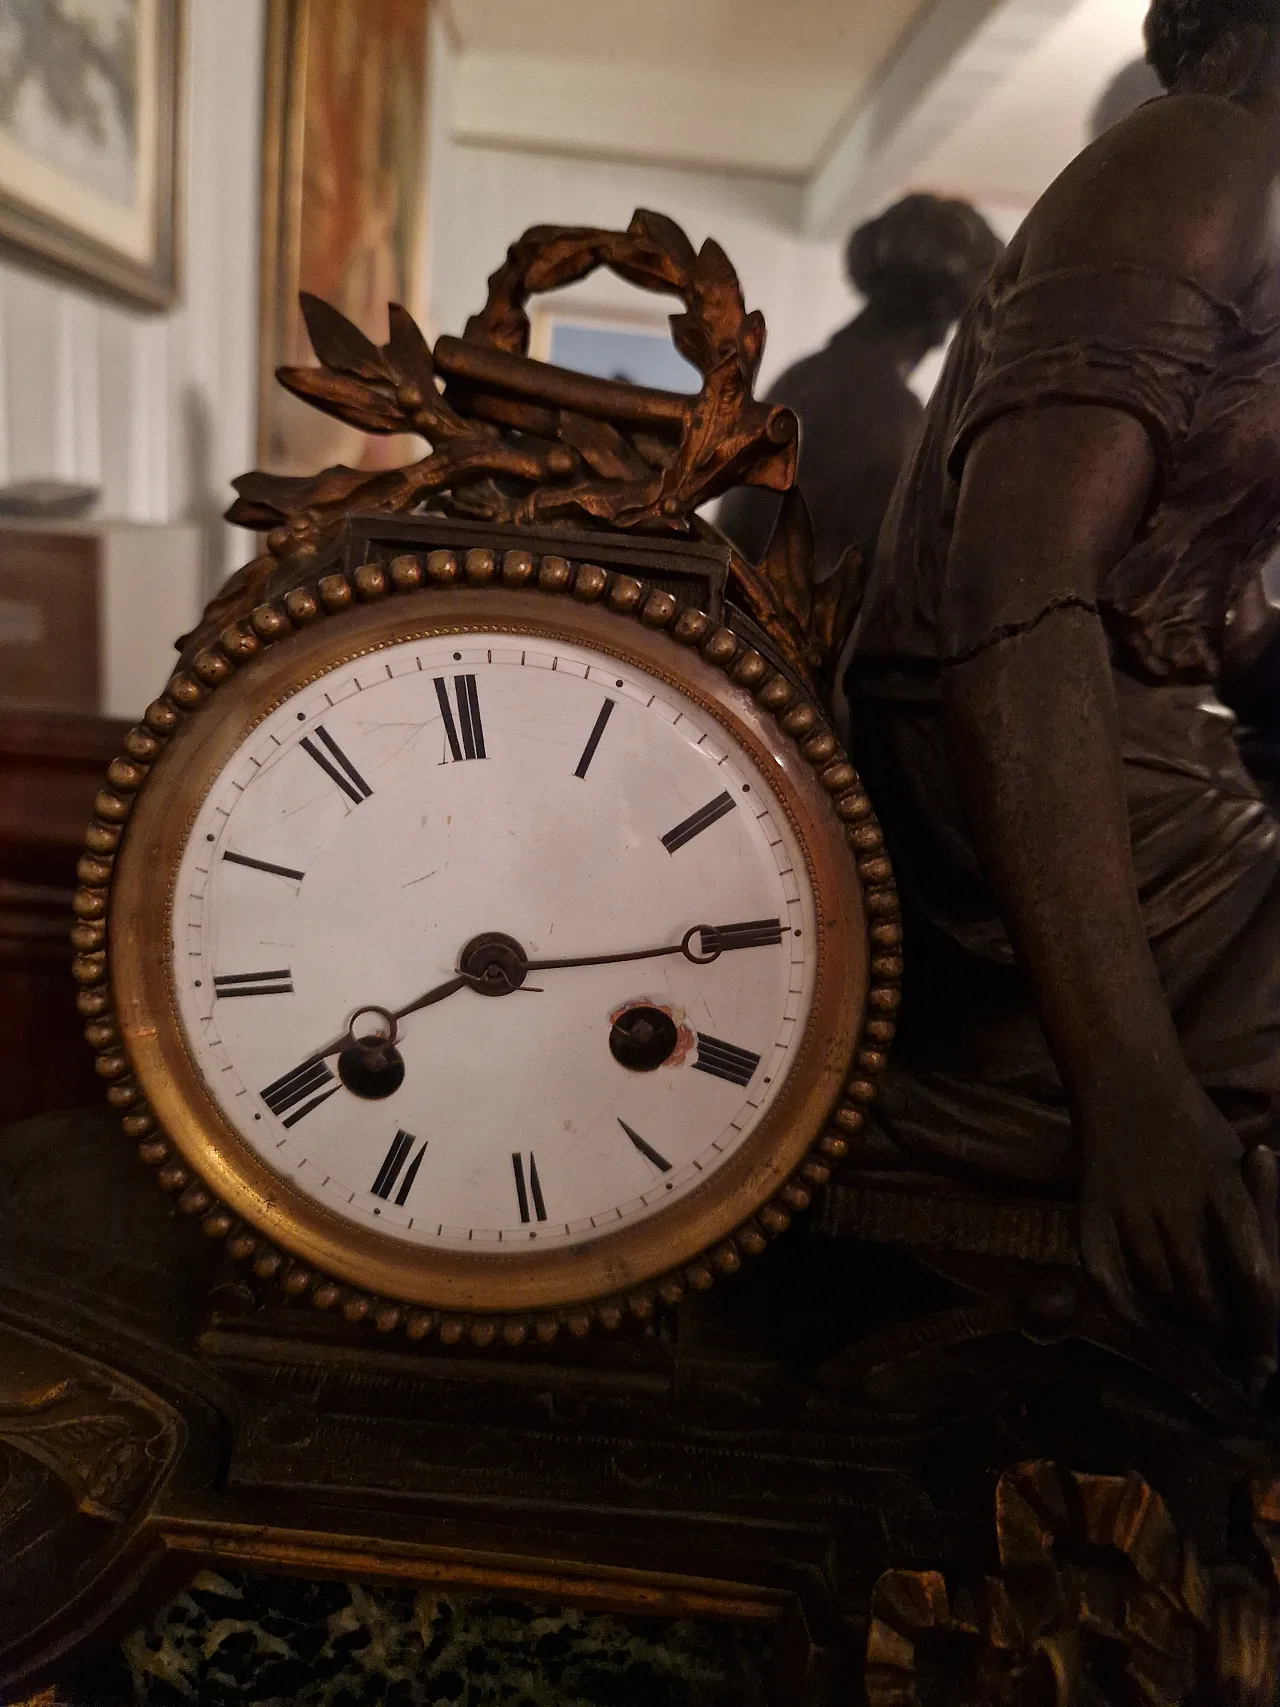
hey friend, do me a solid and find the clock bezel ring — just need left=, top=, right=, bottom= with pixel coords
left=75, top=554, right=901, bottom=1347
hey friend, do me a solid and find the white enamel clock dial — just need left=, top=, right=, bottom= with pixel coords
left=172, top=632, right=818, bottom=1254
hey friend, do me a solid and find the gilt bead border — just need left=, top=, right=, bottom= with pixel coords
left=78, top=548, right=898, bottom=1346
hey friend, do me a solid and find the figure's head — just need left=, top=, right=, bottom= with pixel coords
left=846, top=195, right=1003, bottom=349
left=1144, top=0, right=1280, bottom=93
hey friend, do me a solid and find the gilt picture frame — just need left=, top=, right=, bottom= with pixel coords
left=0, top=0, right=182, bottom=311
left=257, top=0, right=430, bottom=477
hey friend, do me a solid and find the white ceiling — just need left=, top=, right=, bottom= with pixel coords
left=445, top=0, right=934, bottom=177
left=911, top=0, right=1152, bottom=209
left=441, top=0, right=1159, bottom=233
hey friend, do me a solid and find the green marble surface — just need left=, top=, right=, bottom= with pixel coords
left=43, top=1572, right=773, bottom=1705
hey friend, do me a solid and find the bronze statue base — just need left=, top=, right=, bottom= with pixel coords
left=4, top=1107, right=1280, bottom=1705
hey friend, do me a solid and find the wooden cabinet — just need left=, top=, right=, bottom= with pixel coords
left=0, top=521, right=201, bottom=720
left=0, top=712, right=129, bottom=1125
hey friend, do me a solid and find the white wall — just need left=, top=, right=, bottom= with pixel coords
left=2, top=0, right=1051, bottom=625
left=0, top=0, right=265, bottom=598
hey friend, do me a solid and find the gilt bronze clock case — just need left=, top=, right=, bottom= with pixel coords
left=75, top=518, right=900, bottom=1347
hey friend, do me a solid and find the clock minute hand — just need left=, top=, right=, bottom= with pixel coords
left=523, top=918, right=786, bottom=974
left=523, top=942, right=683, bottom=974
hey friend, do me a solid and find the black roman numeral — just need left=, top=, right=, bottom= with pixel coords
left=699, top=918, right=784, bottom=954
left=693, top=1033, right=761, bottom=1088
left=300, top=725, right=373, bottom=805
left=261, top=1057, right=338, bottom=1126
left=574, top=698, right=616, bottom=778
left=618, top=1118, right=672, bottom=1173
left=512, top=1151, right=547, bottom=1223
left=661, top=790, right=736, bottom=854
left=222, top=850, right=306, bottom=882
left=371, top=1130, right=427, bottom=1205
left=434, top=675, right=486, bottom=761
left=213, top=968, right=293, bottom=998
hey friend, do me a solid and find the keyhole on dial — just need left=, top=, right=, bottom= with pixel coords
left=609, top=1005, right=679, bottom=1072
left=338, top=1005, right=405, bottom=1100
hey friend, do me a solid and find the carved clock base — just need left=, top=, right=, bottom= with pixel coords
left=5, top=1108, right=1280, bottom=1707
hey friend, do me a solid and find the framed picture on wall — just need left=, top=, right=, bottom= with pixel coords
left=258, top=0, right=430, bottom=478
left=0, top=0, right=182, bottom=310
left=529, top=306, right=701, bottom=395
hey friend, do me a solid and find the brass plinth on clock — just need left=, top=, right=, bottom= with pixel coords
left=73, top=211, right=900, bottom=1346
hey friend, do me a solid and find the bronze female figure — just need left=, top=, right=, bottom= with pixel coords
left=844, top=0, right=1280, bottom=1372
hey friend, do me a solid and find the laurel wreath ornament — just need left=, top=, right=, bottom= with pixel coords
left=202, top=208, right=845, bottom=692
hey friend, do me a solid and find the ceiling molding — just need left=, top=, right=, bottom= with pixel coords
left=452, top=50, right=860, bottom=181
left=443, top=128, right=811, bottom=196
left=801, top=0, right=1081, bottom=238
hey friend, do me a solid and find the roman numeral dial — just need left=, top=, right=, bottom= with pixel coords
left=175, top=632, right=819, bottom=1260
left=574, top=698, right=615, bottom=777
left=214, top=968, right=293, bottom=998
left=618, top=1119, right=672, bottom=1173
left=662, top=790, right=736, bottom=854
left=699, top=918, right=784, bottom=954
left=512, top=1152, right=547, bottom=1223
left=222, top=850, right=306, bottom=882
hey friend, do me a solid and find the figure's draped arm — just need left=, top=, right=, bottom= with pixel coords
left=941, top=396, right=1277, bottom=1357
left=941, top=404, right=1165, bottom=1112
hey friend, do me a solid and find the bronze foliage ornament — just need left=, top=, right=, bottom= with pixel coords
left=207, top=208, right=839, bottom=690
left=232, top=208, right=797, bottom=540
left=866, top=1461, right=1280, bottom=1707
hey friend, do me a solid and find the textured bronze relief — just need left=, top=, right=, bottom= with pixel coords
left=0, top=1322, right=182, bottom=1688
left=867, top=1462, right=1280, bottom=1707
left=0, top=1341, right=176, bottom=1524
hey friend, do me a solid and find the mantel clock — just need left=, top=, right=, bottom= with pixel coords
left=73, top=212, right=899, bottom=1346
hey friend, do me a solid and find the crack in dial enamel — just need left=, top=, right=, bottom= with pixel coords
left=172, top=633, right=818, bottom=1254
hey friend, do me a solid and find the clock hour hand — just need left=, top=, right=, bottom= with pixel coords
left=312, top=972, right=476, bottom=1065
left=305, top=968, right=503, bottom=1105
left=311, top=932, right=545, bottom=1067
